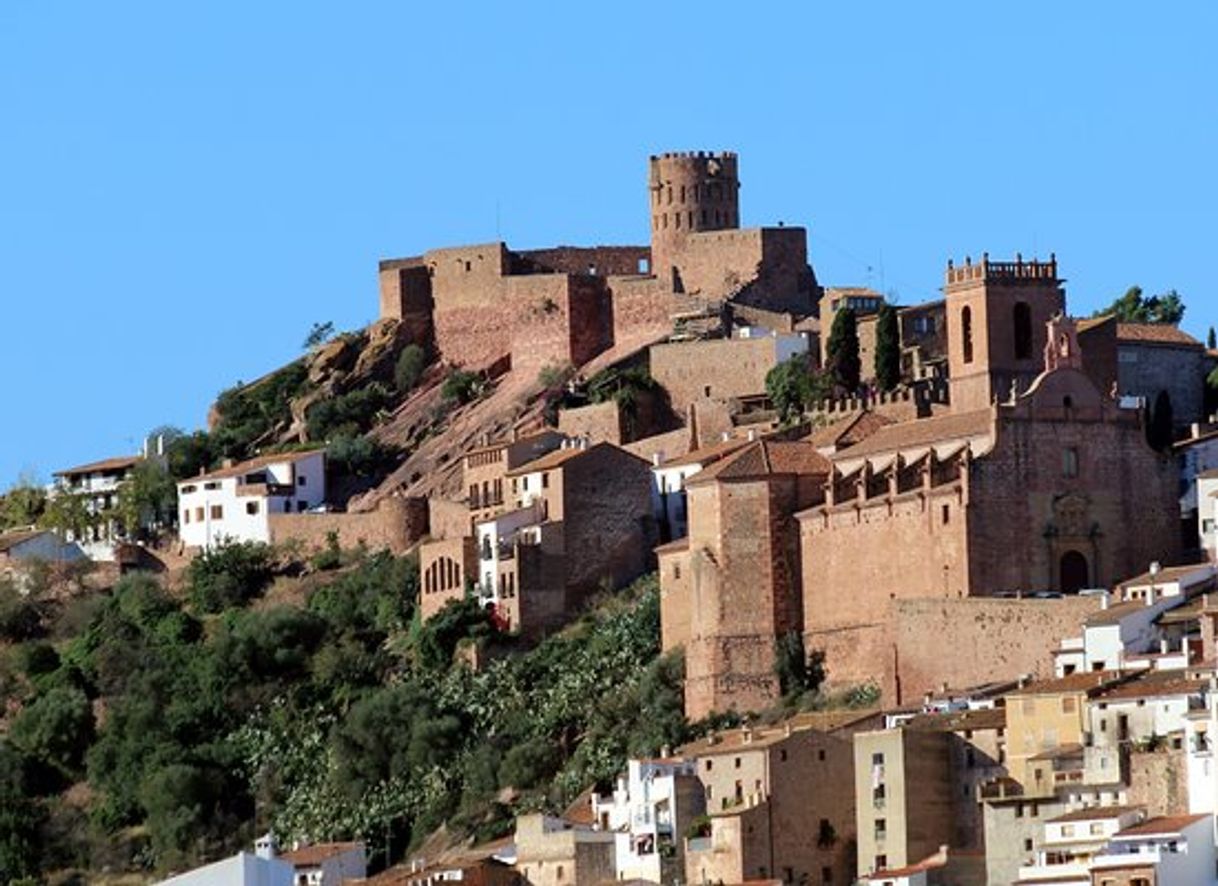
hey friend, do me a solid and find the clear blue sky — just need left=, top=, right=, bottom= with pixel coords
left=2, top=2, right=1215, bottom=487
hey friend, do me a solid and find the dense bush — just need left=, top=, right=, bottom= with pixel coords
left=187, top=541, right=274, bottom=613
left=211, top=362, right=310, bottom=461
left=307, top=383, right=393, bottom=441
left=394, top=344, right=428, bottom=394
left=440, top=370, right=483, bottom=405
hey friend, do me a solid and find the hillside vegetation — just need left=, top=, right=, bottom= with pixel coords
left=0, top=548, right=684, bottom=882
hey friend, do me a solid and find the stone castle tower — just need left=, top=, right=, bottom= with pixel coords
left=648, top=151, right=739, bottom=289
left=944, top=252, right=1066, bottom=412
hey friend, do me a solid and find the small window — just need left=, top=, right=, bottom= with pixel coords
left=1061, top=697, right=1076, bottom=713
left=734, top=756, right=741, bottom=769
left=195, top=507, right=204, bottom=522
left=204, top=481, right=220, bottom=490
left=961, top=306, right=974, bottom=364
left=1024, top=838, right=1033, bottom=851
left=246, top=501, right=260, bottom=515
left=298, top=475, right=307, bottom=486
left=821, top=867, right=832, bottom=885
left=209, top=505, right=223, bottom=520
left=941, top=504, right=950, bottom=525
left=818, top=749, right=826, bottom=761
left=780, top=749, right=788, bottom=761
left=673, top=563, right=681, bottom=580
left=1063, top=448, right=1079, bottom=478
left=542, top=472, right=550, bottom=489
left=182, top=510, right=190, bottom=524
left=297, top=500, right=308, bottom=513
left=871, top=752, right=884, bottom=766
left=705, top=760, right=713, bottom=771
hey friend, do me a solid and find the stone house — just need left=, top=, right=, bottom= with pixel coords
left=678, top=722, right=857, bottom=886
left=513, top=814, right=615, bottom=886
left=420, top=438, right=655, bottom=637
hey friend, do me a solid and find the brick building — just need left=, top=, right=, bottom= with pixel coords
left=419, top=437, right=654, bottom=637
left=657, top=439, right=830, bottom=719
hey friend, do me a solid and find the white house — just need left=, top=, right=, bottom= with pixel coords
left=51, top=454, right=142, bottom=560
left=1014, top=806, right=1147, bottom=886
left=649, top=436, right=751, bottom=542
left=1198, top=471, right=1218, bottom=560
left=0, top=528, right=85, bottom=580
left=154, top=851, right=294, bottom=886
left=178, top=450, right=326, bottom=550
left=278, top=841, right=366, bottom=885
left=591, top=756, right=704, bottom=884
left=1091, top=814, right=1217, bottom=885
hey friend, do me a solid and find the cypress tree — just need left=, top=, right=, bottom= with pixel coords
left=874, top=304, right=901, bottom=391
left=826, top=308, right=861, bottom=393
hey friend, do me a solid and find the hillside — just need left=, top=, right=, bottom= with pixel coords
left=0, top=543, right=687, bottom=881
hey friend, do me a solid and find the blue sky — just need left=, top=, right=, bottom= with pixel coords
left=2, top=2, right=1215, bottom=486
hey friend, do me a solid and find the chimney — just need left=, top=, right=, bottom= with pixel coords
left=254, top=832, right=277, bottom=860
left=222, top=457, right=235, bottom=469
left=1150, top=561, right=1162, bottom=577
left=747, top=429, right=757, bottom=442
left=1146, top=585, right=1156, bottom=607
left=660, top=744, right=671, bottom=758
left=721, top=431, right=731, bottom=442
left=1100, top=591, right=1110, bottom=610
left=652, top=452, right=665, bottom=466
left=742, top=728, right=753, bottom=744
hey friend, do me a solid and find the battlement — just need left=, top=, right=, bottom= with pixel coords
left=945, top=252, right=1059, bottom=287
left=649, top=151, right=738, bottom=161
left=807, top=377, right=951, bottom=421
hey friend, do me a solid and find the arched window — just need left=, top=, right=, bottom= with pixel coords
left=1014, top=302, right=1033, bottom=360
left=961, top=306, right=974, bottom=364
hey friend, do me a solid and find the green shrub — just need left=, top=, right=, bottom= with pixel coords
left=187, top=542, right=274, bottom=614
left=441, top=370, right=483, bottom=405
left=394, top=344, right=428, bottom=394
left=306, top=383, right=393, bottom=442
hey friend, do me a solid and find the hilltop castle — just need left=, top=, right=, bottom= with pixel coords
left=377, top=152, right=818, bottom=374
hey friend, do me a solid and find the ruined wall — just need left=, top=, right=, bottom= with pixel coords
left=890, top=596, right=1100, bottom=702
left=558, top=400, right=624, bottom=445
left=268, top=497, right=427, bottom=554
left=419, top=535, right=477, bottom=621
left=650, top=336, right=792, bottom=417
left=516, top=245, right=650, bottom=277
left=607, top=275, right=678, bottom=347
left=670, top=227, right=815, bottom=314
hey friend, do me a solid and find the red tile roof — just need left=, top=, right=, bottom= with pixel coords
left=688, top=440, right=830, bottom=485
left=1047, top=805, right=1143, bottom=824
left=827, top=408, right=993, bottom=462
left=279, top=841, right=362, bottom=866
left=188, top=449, right=323, bottom=483
left=54, top=455, right=141, bottom=477
left=658, top=436, right=753, bottom=469
left=1116, top=323, right=1203, bottom=348
left=1114, top=813, right=1209, bottom=837
left=1007, top=671, right=1128, bottom=697
left=807, top=411, right=894, bottom=451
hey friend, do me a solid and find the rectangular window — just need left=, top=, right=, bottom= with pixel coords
left=541, top=472, right=549, bottom=489
left=871, top=752, right=884, bottom=766
left=195, top=507, right=204, bottom=522
left=204, top=481, right=220, bottom=490
left=297, top=500, right=308, bottom=513
left=298, top=475, right=307, bottom=486
left=246, top=501, right=260, bottom=515
left=182, top=510, right=190, bottom=524
left=1061, top=697, right=1076, bottom=714
left=210, top=505, right=223, bottom=520
left=1063, top=447, right=1079, bottom=478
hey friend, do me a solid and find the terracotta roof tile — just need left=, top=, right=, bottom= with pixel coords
left=1119, top=563, right=1215, bottom=589
left=689, top=441, right=830, bottom=485
left=1047, top=805, right=1144, bottom=824
left=658, top=436, right=753, bottom=469
left=1114, top=813, right=1210, bottom=837
left=54, top=455, right=141, bottom=477
left=827, top=409, right=993, bottom=463
left=187, top=449, right=323, bottom=483
left=1116, top=323, right=1203, bottom=348
left=505, top=442, right=615, bottom=477
left=807, top=411, right=894, bottom=451
left=1093, top=670, right=1206, bottom=702
left=1007, top=671, right=1128, bottom=697
left=279, top=841, right=362, bottom=866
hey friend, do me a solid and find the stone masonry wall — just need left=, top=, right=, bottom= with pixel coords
left=268, top=496, right=428, bottom=554
left=890, top=596, right=1100, bottom=702
left=650, top=337, right=781, bottom=417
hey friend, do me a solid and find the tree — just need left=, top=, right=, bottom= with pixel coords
left=187, top=541, right=274, bottom=613
left=8, top=686, right=95, bottom=784
left=0, top=743, right=43, bottom=882
left=116, top=458, right=177, bottom=536
left=165, top=431, right=216, bottom=481
left=441, top=370, right=484, bottom=406
left=394, top=344, right=428, bottom=394
left=303, top=321, right=335, bottom=350
left=765, top=356, right=832, bottom=424
left=873, top=304, right=901, bottom=391
left=1209, top=327, right=1216, bottom=350
left=1147, top=390, right=1174, bottom=451
left=0, top=477, right=46, bottom=530
left=1092, top=286, right=1186, bottom=325
left=826, top=308, right=862, bottom=393
left=40, top=485, right=97, bottom=541
left=774, top=631, right=826, bottom=697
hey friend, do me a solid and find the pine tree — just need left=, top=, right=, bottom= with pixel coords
left=1208, top=326, right=1216, bottom=350
left=873, top=304, right=901, bottom=391
left=826, top=308, right=861, bottom=393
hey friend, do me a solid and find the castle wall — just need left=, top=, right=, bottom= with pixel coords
left=1117, top=340, right=1208, bottom=426
left=800, top=483, right=970, bottom=690
left=671, top=227, right=815, bottom=314
left=606, top=275, right=677, bottom=346
left=267, top=497, right=428, bottom=554
left=558, top=400, right=624, bottom=445
left=516, top=245, right=650, bottom=277
left=649, top=336, right=793, bottom=417
left=889, top=596, right=1100, bottom=702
